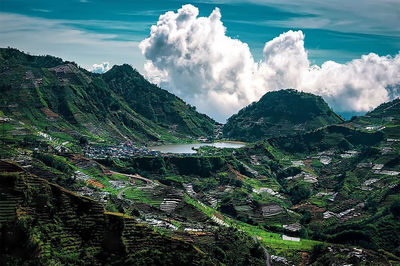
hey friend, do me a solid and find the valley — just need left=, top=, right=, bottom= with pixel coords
left=1, top=48, right=400, bottom=265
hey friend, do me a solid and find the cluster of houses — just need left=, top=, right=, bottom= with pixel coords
left=0, top=116, right=12, bottom=123
left=252, top=187, right=285, bottom=199
left=84, top=141, right=159, bottom=159
left=285, top=171, right=318, bottom=184
left=357, top=162, right=400, bottom=177
left=75, top=186, right=110, bottom=204
left=214, top=124, right=223, bottom=139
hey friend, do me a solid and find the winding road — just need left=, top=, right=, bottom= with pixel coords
left=108, top=170, right=153, bottom=184
left=110, top=170, right=155, bottom=199
left=117, top=186, right=133, bottom=199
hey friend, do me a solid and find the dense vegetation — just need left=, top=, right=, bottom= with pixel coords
left=223, top=89, right=343, bottom=141
left=267, top=125, right=384, bottom=155
left=1, top=48, right=399, bottom=265
left=0, top=161, right=267, bottom=265
left=103, top=64, right=215, bottom=137
left=0, top=48, right=215, bottom=145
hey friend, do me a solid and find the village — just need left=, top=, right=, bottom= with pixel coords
left=83, top=141, right=159, bottom=159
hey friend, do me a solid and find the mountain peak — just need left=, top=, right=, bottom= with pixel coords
left=0, top=48, right=215, bottom=143
left=106, top=64, right=137, bottom=76
left=223, top=89, right=343, bottom=141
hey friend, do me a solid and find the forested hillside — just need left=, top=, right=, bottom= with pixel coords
left=0, top=48, right=215, bottom=145
left=223, top=89, right=343, bottom=141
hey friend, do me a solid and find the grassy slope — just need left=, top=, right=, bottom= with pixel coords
left=0, top=160, right=268, bottom=265
left=223, top=89, right=343, bottom=141
left=0, top=48, right=215, bottom=145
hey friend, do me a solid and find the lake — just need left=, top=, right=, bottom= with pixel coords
left=148, top=142, right=245, bottom=154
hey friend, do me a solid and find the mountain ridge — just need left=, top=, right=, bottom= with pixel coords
left=1, top=47, right=400, bottom=265
left=0, top=47, right=215, bottom=145
left=223, top=89, right=343, bottom=141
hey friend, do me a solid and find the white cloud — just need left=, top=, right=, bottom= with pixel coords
left=140, top=4, right=400, bottom=122
left=89, top=62, right=112, bottom=73
left=140, top=5, right=267, bottom=121
left=32, top=9, right=51, bottom=13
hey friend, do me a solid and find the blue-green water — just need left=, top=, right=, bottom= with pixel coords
left=148, top=142, right=245, bottom=154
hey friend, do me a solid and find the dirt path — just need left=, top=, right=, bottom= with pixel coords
left=252, top=236, right=271, bottom=266
left=263, top=247, right=271, bottom=266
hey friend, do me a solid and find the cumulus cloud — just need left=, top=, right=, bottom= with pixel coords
left=89, top=62, right=112, bottom=73
left=140, top=4, right=400, bottom=122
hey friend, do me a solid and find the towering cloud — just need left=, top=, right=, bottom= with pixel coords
left=140, top=4, right=400, bottom=122
left=89, top=62, right=112, bottom=74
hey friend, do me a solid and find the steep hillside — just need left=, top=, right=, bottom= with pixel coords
left=349, top=98, right=400, bottom=139
left=0, top=160, right=266, bottom=265
left=233, top=111, right=399, bottom=259
left=223, top=89, right=343, bottom=141
left=0, top=48, right=215, bottom=145
left=103, top=64, right=215, bottom=137
left=1, top=47, right=399, bottom=265
left=267, top=125, right=384, bottom=155
left=365, top=98, right=400, bottom=118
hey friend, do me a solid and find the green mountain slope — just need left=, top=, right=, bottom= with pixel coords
left=103, top=64, right=215, bottom=137
left=267, top=125, right=384, bottom=155
left=233, top=108, right=399, bottom=260
left=350, top=98, right=400, bottom=139
left=0, top=48, right=215, bottom=144
left=223, top=89, right=343, bottom=141
left=1, top=47, right=399, bottom=265
left=1, top=97, right=398, bottom=264
left=0, top=160, right=266, bottom=265
left=365, top=98, right=400, bottom=118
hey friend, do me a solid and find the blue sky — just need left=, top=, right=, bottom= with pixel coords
left=1, top=0, right=399, bottom=71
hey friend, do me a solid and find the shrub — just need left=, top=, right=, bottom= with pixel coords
left=390, top=200, right=400, bottom=217
left=289, top=184, right=311, bottom=204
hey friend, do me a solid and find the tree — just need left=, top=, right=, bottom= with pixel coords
left=79, top=136, right=88, bottom=146
left=289, top=184, right=311, bottom=204
left=390, top=200, right=400, bottom=217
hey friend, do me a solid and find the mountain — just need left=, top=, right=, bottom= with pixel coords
left=0, top=48, right=215, bottom=145
left=223, top=89, right=343, bottom=141
left=103, top=64, right=215, bottom=137
left=349, top=98, right=400, bottom=139
left=1, top=48, right=399, bottom=265
left=0, top=161, right=265, bottom=265
left=267, top=125, right=384, bottom=155
left=366, top=98, right=400, bottom=118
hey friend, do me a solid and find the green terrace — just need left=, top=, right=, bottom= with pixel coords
left=184, top=195, right=320, bottom=254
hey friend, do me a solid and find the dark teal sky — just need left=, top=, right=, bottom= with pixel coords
left=1, top=0, right=399, bottom=72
